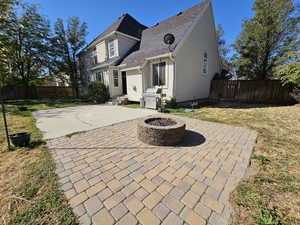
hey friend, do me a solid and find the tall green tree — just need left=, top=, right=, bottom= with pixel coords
left=1, top=3, right=51, bottom=88
left=275, top=51, right=300, bottom=86
left=51, top=17, right=87, bottom=90
left=233, top=0, right=299, bottom=80
left=215, top=24, right=232, bottom=79
left=216, top=24, right=230, bottom=64
left=0, top=0, right=17, bottom=86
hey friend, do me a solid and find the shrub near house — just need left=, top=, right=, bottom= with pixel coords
left=88, top=81, right=110, bottom=103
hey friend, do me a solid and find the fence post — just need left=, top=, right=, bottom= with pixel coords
left=1, top=99, right=11, bottom=150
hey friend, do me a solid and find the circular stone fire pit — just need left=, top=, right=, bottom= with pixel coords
left=138, top=117, right=186, bottom=146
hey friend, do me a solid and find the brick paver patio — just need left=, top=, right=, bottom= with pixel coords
left=47, top=115, right=257, bottom=225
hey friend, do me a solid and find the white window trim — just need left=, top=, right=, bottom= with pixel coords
left=150, top=61, right=168, bottom=88
left=113, top=70, right=119, bottom=87
left=108, top=39, right=116, bottom=58
left=95, top=71, right=104, bottom=82
left=92, top=48, right=97, bottom=65
left=202, top=52, right=208, bottom=75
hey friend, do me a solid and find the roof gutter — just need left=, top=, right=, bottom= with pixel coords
left=120, top=52, right=174, bottom=72
left=120, top=66, right=141, bottom=72
left=89, top=63, right=111, bottom=71
left=118, top=64, right=127, bottom=68
left=80, top=31, right=141, bottom=55
left=145, top=53, right=173, bottom=61
left=115, top=31, right=141, bottom=41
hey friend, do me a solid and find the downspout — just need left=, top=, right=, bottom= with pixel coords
left=170, top=53, right=176, bottom=100
left=140, top=67, right=144, bottom=94
left=107, top=68, right=113, bottom=98
left=139, top=61, right=147, bottom=94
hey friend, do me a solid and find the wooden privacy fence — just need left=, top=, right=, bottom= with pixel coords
left=209, top=80, right=294, bottom=103
left=0, top=86, right=84, bottom=100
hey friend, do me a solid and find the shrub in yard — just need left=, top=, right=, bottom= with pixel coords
left=166, top=97, right=177, bottom=108
left=88, top=81, right=110, bottom=103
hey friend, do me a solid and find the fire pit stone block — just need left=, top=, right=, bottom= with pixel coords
left=138, top=117, right=186, bottom=146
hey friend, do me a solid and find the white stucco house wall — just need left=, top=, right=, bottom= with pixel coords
left=79, top=0, right=220, bottom=107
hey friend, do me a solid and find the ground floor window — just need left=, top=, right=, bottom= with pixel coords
left=113, top=70, right=119, bottom=87
left=152, top=62, right=166, bottom=86
left=202, top=52, right=208, bottom=74
left=96, top=71, right=104, bottom=82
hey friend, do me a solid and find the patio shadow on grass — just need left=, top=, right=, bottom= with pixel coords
left=179, top=130, right=206, bottom=147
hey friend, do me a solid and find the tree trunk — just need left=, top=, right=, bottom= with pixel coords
left=75, top=87, right=79, bottom=98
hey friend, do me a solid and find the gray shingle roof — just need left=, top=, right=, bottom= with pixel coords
left=85, top=13, right=147, bottom=51
left=89, top=57, right=122, bottom=70
left=119, top=0, right=208, bottom=68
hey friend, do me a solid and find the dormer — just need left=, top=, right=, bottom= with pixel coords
left=93, top=35, right=125, bottom=64
left=80, top=13, right=147, bottom=69
left=95, top=40, right=108, bottom=63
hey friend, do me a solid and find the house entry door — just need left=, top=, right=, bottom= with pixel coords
left=122, top=72, right=127, bottom=95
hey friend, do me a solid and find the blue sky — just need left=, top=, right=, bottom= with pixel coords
left=24, top=0, right=256, bottom=48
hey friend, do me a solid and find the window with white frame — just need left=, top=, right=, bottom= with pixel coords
left=202, top=52, right=208, bottom=74
left=113, top=70, right=119, bottom=87
left=92, top=48, right=97, bottom=64
left=108, top=39, right=116, bottom=58
left=152, top=62, right=166, bottom=86
left=96, top=71, right=104, bottom=82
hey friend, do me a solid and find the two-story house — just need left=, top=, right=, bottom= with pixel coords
left=78, top=14, right=147, bottom=97
left=79, top=0, right=220, bottom=107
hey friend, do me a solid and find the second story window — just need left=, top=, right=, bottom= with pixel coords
left=108, top=39, right=116, bottom=58
left=92, top=48, right=97, bottom=64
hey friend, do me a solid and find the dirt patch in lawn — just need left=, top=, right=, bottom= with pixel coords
left=0, top=105, right=78, bottom=225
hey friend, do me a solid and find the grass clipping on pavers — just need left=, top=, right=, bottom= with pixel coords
left=0, top=105, right=78, bottom=225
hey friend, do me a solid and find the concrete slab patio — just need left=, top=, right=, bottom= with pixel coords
left=33, top=105, right=158, bottom=139
left=47, top=115, right=257, bottom=225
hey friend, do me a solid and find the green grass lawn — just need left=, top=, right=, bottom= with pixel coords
left=0, top=101, right=82, bottom=225
left=122, top=103, right=140, bottom=109
left=169, top=102, right=300, bottom=225
left=5, top=98, right=91, bottom=111
left=121, top=102, right=300, bottom=224
left=1, top=99, right=299, bottom=225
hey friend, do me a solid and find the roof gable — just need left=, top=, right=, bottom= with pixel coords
left=85, top=13, right=147, bottom=50
left=120, top=0, right=209, bottom=68
left=117, top=14, right=147, bottom=39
